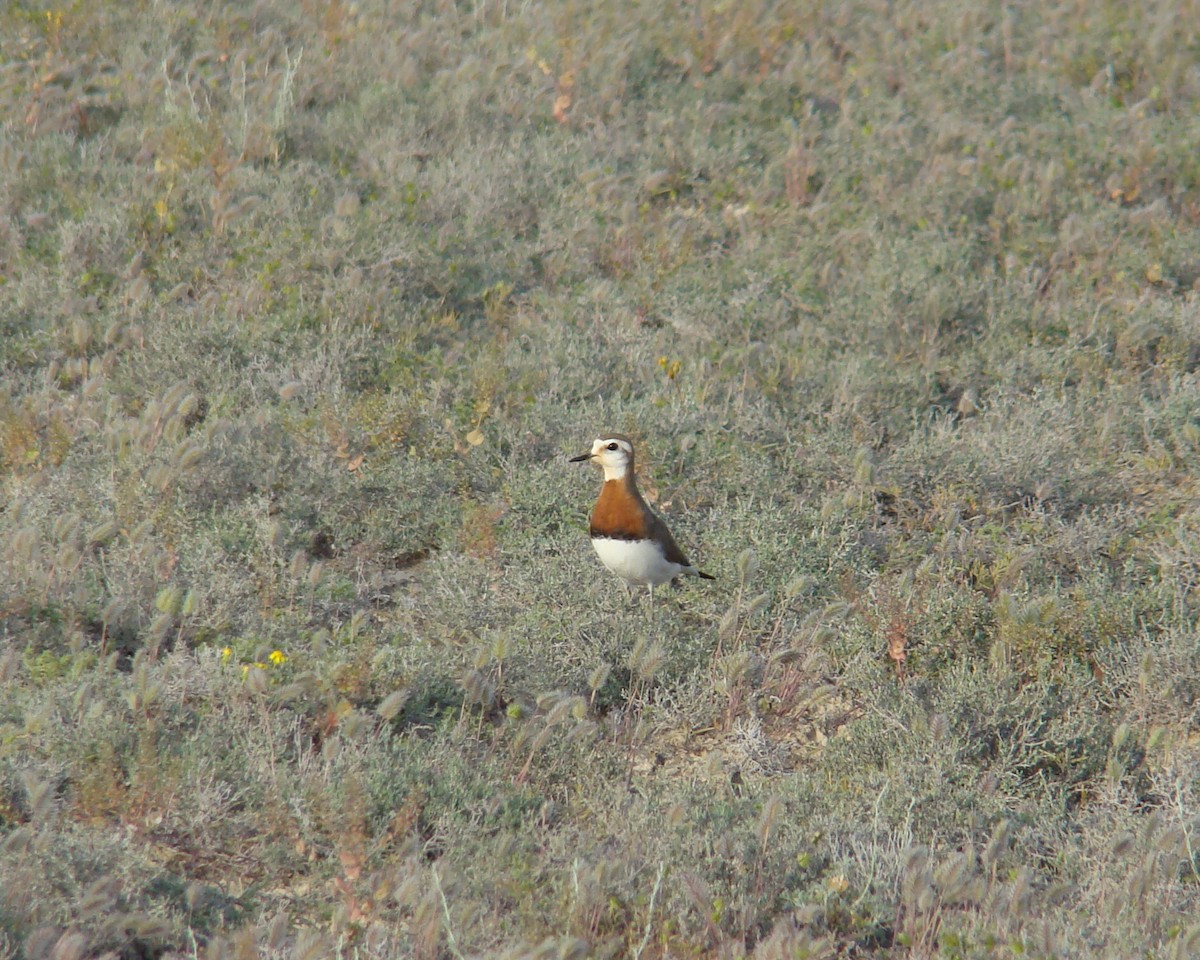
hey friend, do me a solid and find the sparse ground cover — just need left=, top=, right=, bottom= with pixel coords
left=2, top=0, right=1199, bottom=956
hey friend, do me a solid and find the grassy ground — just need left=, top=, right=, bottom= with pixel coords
left=2, top=0, right=1200, bottom=956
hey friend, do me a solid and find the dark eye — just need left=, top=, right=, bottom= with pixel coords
left=607, top=442, right=619, bottom=451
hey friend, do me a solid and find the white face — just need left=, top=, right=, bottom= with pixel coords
left=587, top=436, right=632, bottom=480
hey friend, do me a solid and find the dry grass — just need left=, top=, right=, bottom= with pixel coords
left=2, top=0, right=1200, bottom=957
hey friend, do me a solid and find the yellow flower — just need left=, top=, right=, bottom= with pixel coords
left=220, top=646, right=233, bottom=662
left=268, top=650, right=288, bottom=665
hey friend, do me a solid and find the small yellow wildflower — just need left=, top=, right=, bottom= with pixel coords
left=220, top=646, right=233, bottom=662
left=268, top=650, right=288, bottom=665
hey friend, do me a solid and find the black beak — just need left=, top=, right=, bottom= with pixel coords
left=569, top=453, right=592, bottom=462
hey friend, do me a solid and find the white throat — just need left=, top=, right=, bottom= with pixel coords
left=600, top=461, right=628, bottom=482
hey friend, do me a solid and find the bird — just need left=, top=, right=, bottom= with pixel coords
left=570, top=433, right=715, bottom=600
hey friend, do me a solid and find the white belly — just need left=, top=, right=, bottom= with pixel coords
left=591, top=536, right=683, bottom=587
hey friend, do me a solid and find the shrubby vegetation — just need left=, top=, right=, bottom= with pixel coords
left=2, top=0, right=1199, bottom=956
